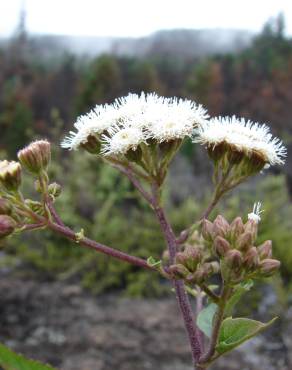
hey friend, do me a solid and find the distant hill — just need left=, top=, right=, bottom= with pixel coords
left=111, top=29, right=253, bottom=58
left=0, top=28, right=254, bottom=60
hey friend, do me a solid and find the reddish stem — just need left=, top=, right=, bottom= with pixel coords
left=46, top=196, right=65, bottom=227
left=153, top=203, right=202, bottom=366
left=47, top=221, right=152, bottom=270
left=21, top=204, right=152, bottom=271
left=195, top=287, right=205, bottom=351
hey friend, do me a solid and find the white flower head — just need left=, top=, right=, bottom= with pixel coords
left=101, top=124, right=146, bottom=156
left=193, top=116, right=287, bottom=166
left=61, top=104, right=116, bottom=150
left=145, top=96, right=208, bottom=142
left=61, top=92, right=209, bottom=153
left=248, top=202, right=264, bottom=223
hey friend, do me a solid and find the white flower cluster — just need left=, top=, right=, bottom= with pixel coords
left=62, top=93, right=286, bottom=167
left=193, top=116, right=286, bottom=165
left=61, top=93, right=208, bottom=156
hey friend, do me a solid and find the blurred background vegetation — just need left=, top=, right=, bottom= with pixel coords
left=1, top=13, right=292, bottom=301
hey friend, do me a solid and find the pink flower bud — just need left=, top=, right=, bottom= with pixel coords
left=18, top=140, right=51, bottom=174
left=225, top=249, right=243, bottom=270
left=0, top=215, right=16, bottom=238
left=184, top=245, right=201, bottom=272
left=237, top=232, right=252, bottom=252
left=258, top=240, right=272, bottom=260
left=244, top=219, right=258, bottom=242
left=175, top=252, right=188, bottom=266
left=229, top=217, right=244, bottom=240
left=214, top=236, right=230, bottom=257
left=175, top=246, right=201, bottom=273
left=213, top=215, right=230, bottom=237
left=201, top=219, right=214, bottom=241
left=259, top=259, right=280, bottom=276
left=243, top=247, right=259, bottom=271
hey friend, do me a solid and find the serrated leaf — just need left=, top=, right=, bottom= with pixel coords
left=197, top=303, right=218, bottom=338
left=0, top=343, right=57, bottom=370
left=216, top=317, right=277, bottom=354
left=225, top=280, right=254, bottom=316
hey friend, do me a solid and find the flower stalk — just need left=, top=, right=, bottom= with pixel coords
left=1, top=93, right=286, bottom=370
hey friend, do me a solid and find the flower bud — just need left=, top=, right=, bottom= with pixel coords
left=201, top=219, right=214, bottom=241
left=25, top=200, right=44, bottom=215
left=258, top=240, right=272, bottom=260
left=190, top=268, right=207, bottom=284
left=168, top=264, right=189, bottom=279
left=225, top=249, right=243, bottom=270
left=214, top=236, right=230, bottom=257
left=80, top=134, right=101, bottom=154
left=0, top=215, right=16, bottom=238
left=244, top=219, right=258, bottom=242
left=0, top=198, right=12, bottom=215
left=0, top=160, right=22, bottom=191
left=213, top=215, right=229, bottom=237
left=243, top=247, right=259, bottom=271
left=259, top=259, right=280, bottom=277
left=175, top=252, right=188, bottom=266
left=48, top=182, right=62, bottom=198
left=229, top=217, right=244, bottom=240
left=184, top=245, right=201, bottom=272
left=18, top=140, right=51, bottom=174
left=237, top=232, right=252, bottom=252
left=175, top=247, right=201, bottom=273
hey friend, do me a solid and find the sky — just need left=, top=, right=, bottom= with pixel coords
left=0, top=0, right=292, bottom=38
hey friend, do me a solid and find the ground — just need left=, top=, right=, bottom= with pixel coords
left=0, top=277, right=291, bottom=370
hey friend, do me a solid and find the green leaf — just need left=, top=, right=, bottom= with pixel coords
left=0, top=343, right=57, bottom=370
left=225, top=280, right=254, bottom=316
left=147, top=256, right=162, bottom=268
left=216, top=317, right=277, bottom=354
left=197, top=303, right=218, bottom=338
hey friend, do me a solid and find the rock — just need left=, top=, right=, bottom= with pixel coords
left=0, top=277, right=290, bottom=370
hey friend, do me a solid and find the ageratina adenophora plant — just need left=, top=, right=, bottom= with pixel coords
left=0, top=93, right=286, bottom=369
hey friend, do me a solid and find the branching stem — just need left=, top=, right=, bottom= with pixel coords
left=17, top=201, right=152, bottom=271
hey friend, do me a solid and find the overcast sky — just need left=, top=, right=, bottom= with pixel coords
left=1, top=0, right=292, bottom=38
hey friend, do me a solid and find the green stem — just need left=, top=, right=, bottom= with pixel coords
left=199, top=286, right=231, bottom=365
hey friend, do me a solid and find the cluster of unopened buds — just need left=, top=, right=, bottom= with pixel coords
left=161, top=212, right=280, bottom=291
left=0, top=140, right=62, bottom=243
left=202, top=214, right=280, bottom=281
left=163, top=233, right=220, bottom=285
